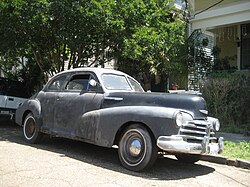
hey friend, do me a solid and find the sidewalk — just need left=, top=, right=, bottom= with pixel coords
left=201, top=132, right=250, bottom=169
left=217, top=132, right=250, bottom=142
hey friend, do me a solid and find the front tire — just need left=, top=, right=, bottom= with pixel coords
left=23, top=113, right=42, bottom=144
left=118, top=124, right=158, bottom=171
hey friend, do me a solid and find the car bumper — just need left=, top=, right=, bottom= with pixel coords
left=0, top=108, right=15, bottom=121
left=157, top=135, right=224, bottom=155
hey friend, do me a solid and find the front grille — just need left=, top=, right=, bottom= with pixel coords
left=178, top=120, right=215, bottom=143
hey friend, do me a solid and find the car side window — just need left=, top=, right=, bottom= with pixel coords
left=65, top=74, right=90, bottom=92
left=47, top=75, right=67, bottom=91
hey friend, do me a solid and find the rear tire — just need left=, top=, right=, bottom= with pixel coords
left=118, top=124, right=158, bottom=171
left=23, top=113, right=42, bottom=144
left=175, top=154, right=201, bottom=163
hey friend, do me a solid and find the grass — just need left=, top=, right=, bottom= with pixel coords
left=222, top=141, right=250, bottom=161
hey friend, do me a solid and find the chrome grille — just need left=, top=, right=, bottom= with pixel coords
left=179, top=120, right=215, bottom=143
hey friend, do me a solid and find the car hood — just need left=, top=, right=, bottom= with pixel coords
left=102, top=92, right=207, bottom=119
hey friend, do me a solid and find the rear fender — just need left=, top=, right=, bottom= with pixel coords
left=15, top=99, right=42, bottom=127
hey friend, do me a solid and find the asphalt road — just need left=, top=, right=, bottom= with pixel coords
left=0, top=123, right=250, bottom=187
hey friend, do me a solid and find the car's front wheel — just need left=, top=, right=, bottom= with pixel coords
left=23, top=113, right=42, bottom=144
left=118, top=124, right=158, bottom=171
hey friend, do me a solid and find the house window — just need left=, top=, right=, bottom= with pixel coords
left=241, top=23, right=250, bottom=69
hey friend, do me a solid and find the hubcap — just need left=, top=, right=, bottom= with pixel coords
left=129, top=139, right=142, bottom=156
left=24, top=117, right=35, bottom=139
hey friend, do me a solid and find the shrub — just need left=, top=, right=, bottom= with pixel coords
left=200, top=71, right=250, bottom=133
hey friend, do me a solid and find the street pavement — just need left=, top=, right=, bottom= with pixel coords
left=0, top=123, right=250, bottom=187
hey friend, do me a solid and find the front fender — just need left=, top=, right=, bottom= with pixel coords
left=85, top=106, right=186, bottom=147
left=15, top=99, right=42, bottom=127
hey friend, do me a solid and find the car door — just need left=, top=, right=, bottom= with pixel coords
left=5, top=96, right=27, bottom=110
left=39, top=74, right=68, bottom=130
left=53, top=73, right=104, bottom=141
left=4, top=80, right=28, bottom=110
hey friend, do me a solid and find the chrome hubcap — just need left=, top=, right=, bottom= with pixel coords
left=129, top=139, right=142, bottom=156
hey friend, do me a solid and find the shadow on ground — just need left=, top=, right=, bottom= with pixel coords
left=0, top=123, right=215, bottom=180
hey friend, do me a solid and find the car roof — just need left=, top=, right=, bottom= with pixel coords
left=55, top=67, right=128, bottom=77
left=45, top=67, right=144, bottom=93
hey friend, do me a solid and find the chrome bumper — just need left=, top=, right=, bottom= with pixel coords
left=157, top=136, right=224, bottom=155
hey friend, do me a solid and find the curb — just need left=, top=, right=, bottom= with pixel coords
left=200, top=154, right=250, bottom=169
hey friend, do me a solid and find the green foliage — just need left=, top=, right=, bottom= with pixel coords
left=0, top=0, right=186, bottom=92
left=200, top=71, right=250, bottom=133
left=0, top=0, right=120, bottom=75
left=223, top=141, right=250, bottom=161
left=116, top=0, right=186, bottom=90
left=221, top=124, right=250, bottom=134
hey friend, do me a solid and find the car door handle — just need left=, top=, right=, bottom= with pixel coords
left=8, top=98, right=14, bottom=101
left=56, top=96, right=62, bottom=100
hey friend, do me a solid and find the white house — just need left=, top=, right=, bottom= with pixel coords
left=187, top=0, right=250, bottom=71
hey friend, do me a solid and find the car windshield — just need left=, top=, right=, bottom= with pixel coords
left=101, top=74, right=144, bottom=92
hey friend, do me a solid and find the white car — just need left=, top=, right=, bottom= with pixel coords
left=0, top=78, right=28, bottom=121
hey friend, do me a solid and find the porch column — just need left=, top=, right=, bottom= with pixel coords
left=237, top=25, right=241, bottom=70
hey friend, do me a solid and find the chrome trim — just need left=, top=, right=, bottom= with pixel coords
left=157, top=118, right=223, bottom=155
left=200, top=109, right=208, bottom=115
left=177, top=135, right=204, bottom=141
left=184, top=123, right=207, bottom=130
left=129, top=139, right=142, bottom=156
left=180, top=129, right=207, bottom=135
left=156, top=135, right=223, bottom=154
left=104, top=97, right=123, bottom=101
left=179, top=119, right=214, bottom=144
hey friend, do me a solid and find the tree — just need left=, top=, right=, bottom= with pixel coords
left=0, top=0, right=118, bottom=78
left=114, top=0, right=186, bottom=90
left=0, top=0, right=186, bottom=92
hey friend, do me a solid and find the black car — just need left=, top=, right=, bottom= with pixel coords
left=15, top=68, right=223, bottom=171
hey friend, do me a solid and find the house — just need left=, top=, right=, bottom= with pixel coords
left=187, top=0, right=250, bottom=89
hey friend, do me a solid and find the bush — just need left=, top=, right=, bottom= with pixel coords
left=200, top=71, right=250, bottom=134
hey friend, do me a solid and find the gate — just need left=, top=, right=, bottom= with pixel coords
left=187, top=29, right=214, bottom=90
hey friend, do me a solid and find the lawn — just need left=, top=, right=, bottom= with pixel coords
left=222, top=141, right=250, bottom=161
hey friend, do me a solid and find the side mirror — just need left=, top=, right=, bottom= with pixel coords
left=89, top=79, right=97, bottom=87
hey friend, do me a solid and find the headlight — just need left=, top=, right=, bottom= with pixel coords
left=174, top=112, right=193, bottom=127
left=207, top=117, right=220, bottom=131
left=213, top=119, right=220, bottom=131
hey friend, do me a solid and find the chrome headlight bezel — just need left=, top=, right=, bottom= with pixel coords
left=213, top=118, right=220, bottom=131
left=174, top=111, right=193, bottom=128
left=207, top=117, right=220, bottom=131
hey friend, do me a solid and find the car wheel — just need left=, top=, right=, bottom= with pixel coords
left=23, top=113, right=42, bottom=144
left=118, top=124, right=158, bottom=171
left=175, top=154, right=201, bottom=163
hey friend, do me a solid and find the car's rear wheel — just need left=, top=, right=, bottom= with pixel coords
left=118, top=124, right=158, bottom=171
left=175, top=154, right=201, bottom=163
left=23, top=113, right=42, bottom=144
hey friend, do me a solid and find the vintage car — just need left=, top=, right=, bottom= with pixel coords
left=15, top=68, right=223, bottom=171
